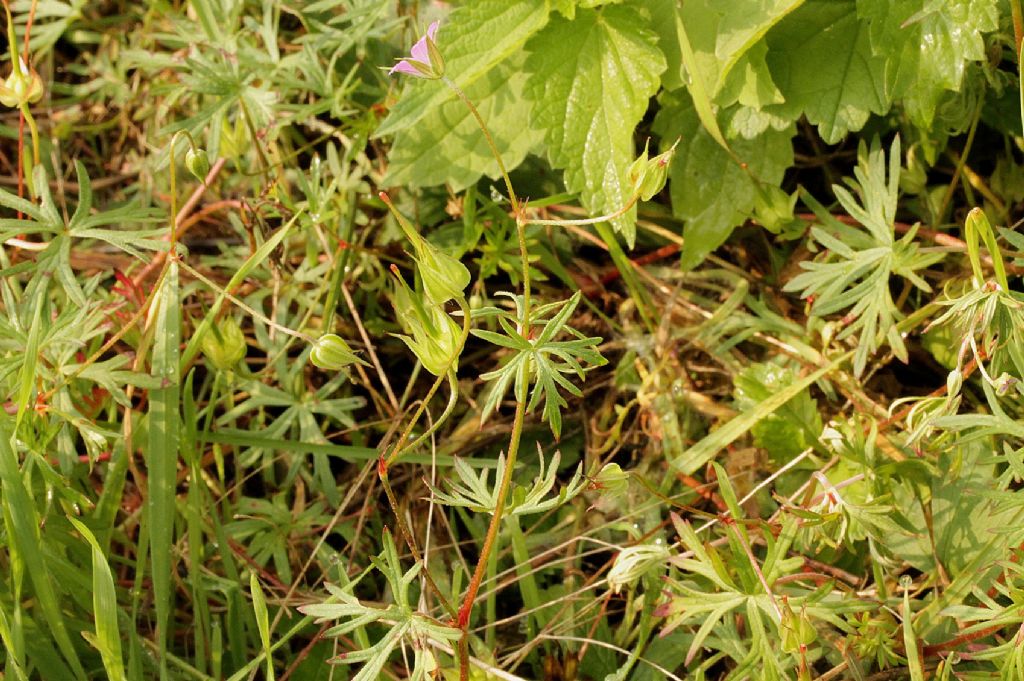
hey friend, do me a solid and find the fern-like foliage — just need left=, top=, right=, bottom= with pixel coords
left=472, top=291, right=606, bottom=437
left=430, top=446, right=585, bottom=516
left=298, top=529, right=461, bottom=681
left=785, top=138, right=942, bottom=375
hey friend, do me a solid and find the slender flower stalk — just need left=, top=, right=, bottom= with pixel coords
left=522, top=199, right=639, bottom=227
left=435, top=77, right=538, bottom=681
left=439, top=76, right=532, bottom=332
left=167, top=130, right=206, bottom=251
left=383, top=307, right=470, bottom=470
left=375, top=302, right=471, bottom=621
left=455, top=395, right=527, bottom=678
left=2, top=1, right=42, bottom=193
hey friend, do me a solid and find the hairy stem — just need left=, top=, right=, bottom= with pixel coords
left=523, top=194, right=639, bottom=227
left=442, top=75, right=540, bottom=681
left=376, top=303, right=470, bottom=620
left=168, top=129, right=202, bottom=251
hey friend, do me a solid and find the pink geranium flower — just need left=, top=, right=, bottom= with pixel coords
left=389, top=20, right=444, bottom=79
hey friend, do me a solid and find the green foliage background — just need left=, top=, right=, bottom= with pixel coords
left=2, top=0, right=1024, bottom=679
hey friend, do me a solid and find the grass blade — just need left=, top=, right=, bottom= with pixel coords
left=68, top=517, right=126, bottom=681
left=0, top=424, right=86, bottom=679
left=146, top=260, right=181, bottom=677
left=674, top=353, right=847, bottom=474
left=250, top=573, right=275, bottom=681
left=202, top=429, right=496, bottom=467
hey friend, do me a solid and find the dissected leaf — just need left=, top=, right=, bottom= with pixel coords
left=888, top=442, right=1017, bottom=576
left=785, top=137, right=942, bottom=375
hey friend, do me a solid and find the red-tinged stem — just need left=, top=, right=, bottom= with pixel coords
left=439, top=76, right=534, bottom=681
left=456, top=396, right=527, bottom=681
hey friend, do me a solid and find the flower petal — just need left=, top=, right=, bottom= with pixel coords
left=389, top=60, right=421, bottom=76
left=409, top=34, right=430, bottom=63
left=426, top=20, right=439, bottom=41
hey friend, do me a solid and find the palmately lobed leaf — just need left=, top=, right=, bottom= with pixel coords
left=765, top=1, right=888, bottom=144
left=857, top=0, right=998, bottom=129
left=524, top=3, right=665, bottom=246
left=653, top=90, right=793, bottom=268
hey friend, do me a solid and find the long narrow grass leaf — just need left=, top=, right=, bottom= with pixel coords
left=146, top=260, right=181, bottom=676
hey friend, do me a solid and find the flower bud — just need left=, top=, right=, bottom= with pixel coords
left=0, top=58, right=43, bottom=108
left=185, top=147, right=211, bottom=182
left=629, top=139, right=677, bottom=201
left=946, top=368, right=963, bottom=396
left=993, top=371, right=1019, bottom=396
left=754, top=183, right=800, bottom=235
left=309, top=334, right=367, bottom=371
left=201, top=316, right=247, bottom=370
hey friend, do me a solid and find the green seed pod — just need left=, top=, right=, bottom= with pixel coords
left=185, top=147, right=211, bottom=182
left=0, top=68, right=26, bottom=108
left=397, top=306, right=462, bottom=376
left=627, top=140, right=650, bottom=195
left=781, top=600, right=817, bottom=654
left=416, top=240, right=470, bottom=305
left=309, top=334, right=366, bottom=371
left=629, top=139, right=677, bottom=201
left=389, top=266, right=464, bottom=376
left=637, top=141, right=676, bottom=201
left=201, top=316, right=246, bottom=370
left=24, top=65, right=43, bottom=104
